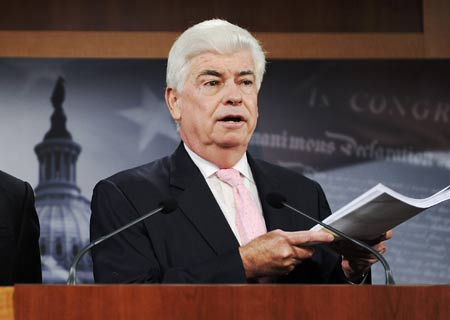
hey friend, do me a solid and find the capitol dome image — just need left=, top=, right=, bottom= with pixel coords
left=34, top=77, right=93, bottom=283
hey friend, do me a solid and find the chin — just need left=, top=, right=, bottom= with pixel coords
left=216, top=139, right=249, bottom=149
left=212, top=132, right=251, bottom=149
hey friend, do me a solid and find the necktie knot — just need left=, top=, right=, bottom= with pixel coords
left=216, top=168, right=243, bottom=187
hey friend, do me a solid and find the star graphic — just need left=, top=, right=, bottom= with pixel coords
left=119, top=86, right=178, bottom=152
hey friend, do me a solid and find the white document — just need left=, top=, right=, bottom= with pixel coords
left=310, top=184, right=450, bottom=240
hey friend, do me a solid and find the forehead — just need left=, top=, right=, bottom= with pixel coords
left=188, top=51, right=255, bottom=76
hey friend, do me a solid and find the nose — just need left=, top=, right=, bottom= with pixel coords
left=223, top=83, right=242, bottom=106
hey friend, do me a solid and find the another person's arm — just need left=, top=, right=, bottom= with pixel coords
left=14, top=181, right=42, bottom=284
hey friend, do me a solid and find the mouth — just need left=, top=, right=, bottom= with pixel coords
left=218, top=115, right=245, bottom=123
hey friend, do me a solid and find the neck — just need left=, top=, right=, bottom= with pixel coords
left=184, top=142, right=246, bottom=168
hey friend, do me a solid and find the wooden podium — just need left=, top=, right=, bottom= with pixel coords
left=12, top=285, right=450, bottom=319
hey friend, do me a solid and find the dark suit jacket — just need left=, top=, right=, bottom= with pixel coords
left=0, top=171, right=42, bottom=285
left=90, top=143, right=347, bottom=283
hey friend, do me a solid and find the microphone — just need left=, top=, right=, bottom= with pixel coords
left=266, top=193, right=395, bottom=285
left=67, top=199, right=177, bottom=285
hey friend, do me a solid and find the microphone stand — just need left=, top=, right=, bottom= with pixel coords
left=267, top=193, right=395, bottom=285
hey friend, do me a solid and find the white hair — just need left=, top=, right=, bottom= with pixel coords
left=166, top=19, right=266, bottom=92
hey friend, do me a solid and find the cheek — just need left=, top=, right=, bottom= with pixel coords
left=180, top=102, right=214, bottom=129
left=249, top=100, right=259, bottom=120
left=190, top=100, right=219, bottom=122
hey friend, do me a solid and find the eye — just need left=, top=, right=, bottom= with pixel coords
left=205, top=80, right=220, bottom=87
left=239, top=78, right=255, bottom=94
left=199, top=79, right=223, bottom=95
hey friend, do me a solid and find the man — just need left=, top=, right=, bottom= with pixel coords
left=90, top=19, right=390, bottom=283
left=0, top=170, right=42, bottom=285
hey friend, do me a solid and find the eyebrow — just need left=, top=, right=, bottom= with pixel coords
left=238, top=70, right=255, bottom=77
left=196, top=69, right=255, bottom=79
left=197, top=70, right=222, bottom=78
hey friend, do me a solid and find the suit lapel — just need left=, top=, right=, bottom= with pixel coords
left=248, top=155, right=297, bottom=232
left=169, top=144, right=240, bottom=255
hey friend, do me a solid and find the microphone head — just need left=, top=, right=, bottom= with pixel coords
left=160, top=199, right=178, bottom=213
left=266, top=193, right=287, bottom=209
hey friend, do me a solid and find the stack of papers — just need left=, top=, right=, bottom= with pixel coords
left=311, top=184, right=450, bottom=240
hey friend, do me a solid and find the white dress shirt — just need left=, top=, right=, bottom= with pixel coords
left=184, top=144, right=266, bottom=245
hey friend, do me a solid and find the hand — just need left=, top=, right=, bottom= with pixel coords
left=333, top=230, right=393, bottom=282
left=238, top=229, right=335, bottom=279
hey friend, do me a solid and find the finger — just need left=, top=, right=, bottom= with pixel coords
left=371, top=242, right=387, bottom=254
left=344, top=257, right=378, bottom=272
left=288, top=230, right=334, bottom=246
left=366, top=230, right=393, bottom=245
left=376, top=231, right=393, bottom=242
left=292, top=245, right=315, bottom=261
left=344, top=252, right=377, bottom=261
left=351, top=257, right=379, bottom=267
left=385, top=230, right=393, bottom=240
left=284, top=264, right=296, bottom=275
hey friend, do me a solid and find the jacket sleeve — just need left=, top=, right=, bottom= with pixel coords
left=90, top=179, right=247, bottom=283
left=14, top=181, right=42, bottom=284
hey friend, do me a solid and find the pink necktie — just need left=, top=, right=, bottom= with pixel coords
left=216, top=168, right=267, bottom=245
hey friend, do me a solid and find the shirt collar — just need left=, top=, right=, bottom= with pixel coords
left=183, top=143, right=255, bottom=183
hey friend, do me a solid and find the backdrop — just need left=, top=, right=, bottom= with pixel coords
left=0, top=58, right=449, bottom=284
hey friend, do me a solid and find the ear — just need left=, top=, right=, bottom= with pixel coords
left=165, top=87, right=181, bottom=121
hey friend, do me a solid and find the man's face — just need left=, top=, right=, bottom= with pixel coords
left=166, top=50, right=258, bottom=156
